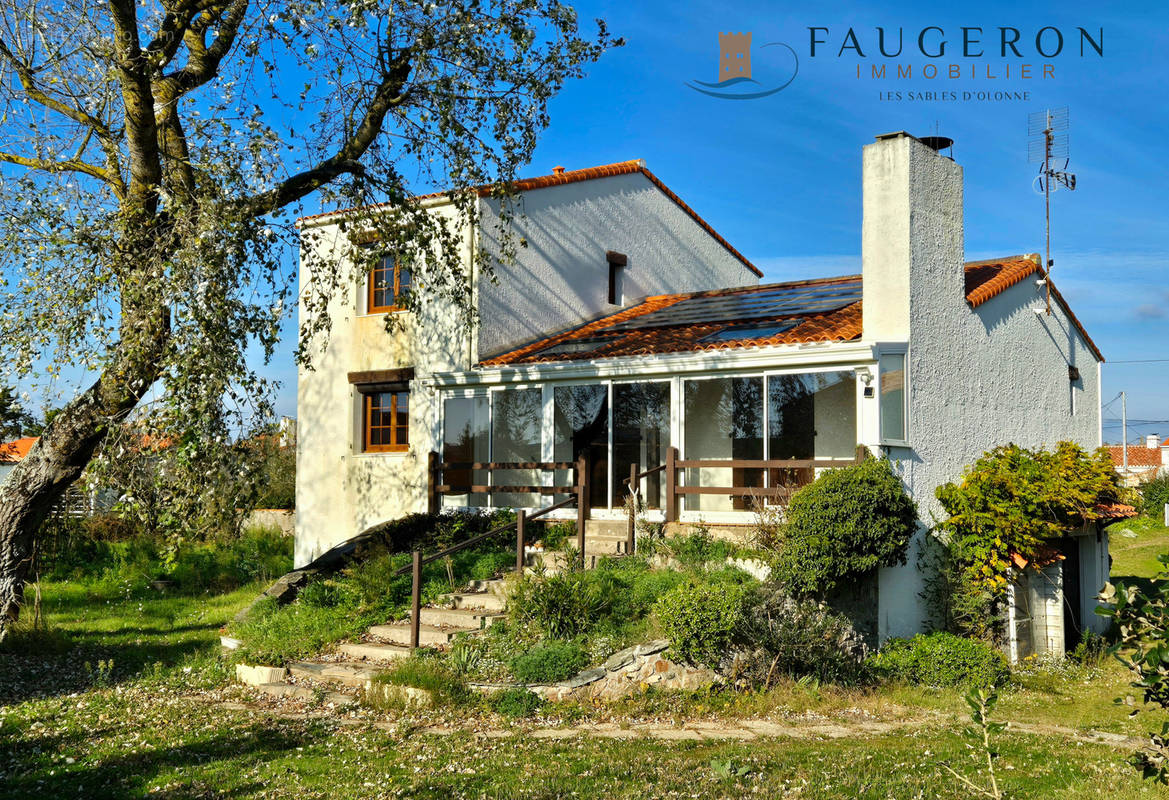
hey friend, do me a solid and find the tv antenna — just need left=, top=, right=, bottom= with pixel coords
left=1028, top=107, right=1077, bottom=315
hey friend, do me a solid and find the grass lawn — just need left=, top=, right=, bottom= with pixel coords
left=1, top=522, right=1168, bottom=798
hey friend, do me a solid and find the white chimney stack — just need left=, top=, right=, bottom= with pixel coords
left=862, top=132, right=965, bottom=342
left=1148, top=433, right=1160, bottom=450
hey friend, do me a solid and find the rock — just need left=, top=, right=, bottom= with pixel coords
left=561, top=667, right=606, bottom=689
left=634, top=640, right=669, bottom=657
left=220, top=635, right=243, bottom=650
left=604, top=648, right=636, bottom=672
left=235, top=664, right=288, bottom=686
left=654, top=659, right=669, bottom=673
left=363, top=682, right=433, bottom=709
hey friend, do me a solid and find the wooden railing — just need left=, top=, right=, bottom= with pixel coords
left=622, top=445, right=868, bottom=549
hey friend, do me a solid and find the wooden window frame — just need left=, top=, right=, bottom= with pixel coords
left=367, top=258, right=412, bottom=314
left=362, top=388, right=410, bottom=453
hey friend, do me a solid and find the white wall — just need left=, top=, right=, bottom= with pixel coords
left=861, top=133, right=1102, bottom=640
left=475, top=171, right=759, bottom=360
left=295, top=214, right=472, bottom=567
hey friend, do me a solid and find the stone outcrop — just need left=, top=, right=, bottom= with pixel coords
left=520, top=640, right=721, bottom=702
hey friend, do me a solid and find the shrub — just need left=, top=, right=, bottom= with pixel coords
left=730, top=583, right=869, bottom=686
left=1140, top=475, right=1169, bottom=520
left=776, top=457, right=918, bottom=596
left=509, top=640, right=588, bottom=683
left=654, top=581, right=746, bottom=668
left=663, top=527, right=734, bottom=570
left=868, top=632, right=1009, bottom=688
left=508, top=571, right=612, bottom=639
left=935, top=442, right=1121, bottom=641
left=490, top=687, right=545, bottom=718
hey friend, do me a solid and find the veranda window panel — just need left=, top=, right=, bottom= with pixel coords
left=683, top=377, right=764, bottom=512
left=612, top=382, right=670, bottom=509
left=553, top=384, right=609, bottom=508
left=442, top=396, right=489, bottom=508
left=766, top=371, right=857, bottom=495
left=491, top=389, right=542, bottom=508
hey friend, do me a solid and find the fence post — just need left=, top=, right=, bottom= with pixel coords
left=665, top=446, right=678, bottom=524
left=410, top=550, right=422, bottom=649
left=855, top=444, right=867, bottom=464
left=1164, top=502, right=1168, bottom=528
left=515, top=509, right=527, bottom=575
left=627, top=463, right=638, bottom=555
left=427, top=451, right=440, bottom=515
left=576, top=454, right=589, bottom=569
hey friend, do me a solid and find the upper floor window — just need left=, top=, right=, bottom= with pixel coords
left=606, top=250, right=627, bottom=306
left=363, top=388, right=409, bottom=452
left=368, top=257, right=412, bottom=313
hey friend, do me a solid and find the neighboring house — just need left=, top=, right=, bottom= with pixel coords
left=0, top=436, right=38, bottom=486
left=296, top=132, right=1109, bottom=655
left=1106, top=434, right=1169, bottom=486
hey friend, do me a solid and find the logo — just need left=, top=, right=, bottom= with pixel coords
left=686, top=32, right=799, bottom=100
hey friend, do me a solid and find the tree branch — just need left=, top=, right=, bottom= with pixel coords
left=237, top=49, right=413, bottom=219
left=107, top=0, right=163, bottom=207
left=159, top=0, right=249, bottom=97
left=0, top=151, right=125, bottom=198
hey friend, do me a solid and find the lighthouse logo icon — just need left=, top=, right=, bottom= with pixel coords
left=687, top=32, right=798, bottom=100
left=719, top=32, right=752, bottom=82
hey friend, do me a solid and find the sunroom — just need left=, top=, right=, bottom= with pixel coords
left=423, top=277, right=908, bottom=525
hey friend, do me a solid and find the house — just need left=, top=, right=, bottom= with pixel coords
left=1106, top=434, right=1169, bottom=486
left=295, top=131, right=1109, bottom=654
left=0, top=436, right=37, bottom=485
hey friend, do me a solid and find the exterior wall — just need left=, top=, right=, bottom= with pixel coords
left=294, top=213, right=473, bottom=567
left=861, top=134, right=1102, bottom=641
left=475, top=172, right=759, bottom=360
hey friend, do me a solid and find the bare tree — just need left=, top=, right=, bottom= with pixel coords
left=0, top=0, right=618, bottom=631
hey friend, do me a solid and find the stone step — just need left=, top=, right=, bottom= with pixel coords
left=465, top=579, right=508, bottom=596
left=337, top=641, right=412, bottom=663
left=253, top=681, right=357, bottom=707
left=413, top=607, right=502, bottom=629
left=288, top=661, right=385, bottom=688
left=367, top=623, right=463, bottom=647
left=442, top=591, right=506, bottom=612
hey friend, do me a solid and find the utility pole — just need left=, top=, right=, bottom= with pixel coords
left=1121, top=391, right=1128, bottom=479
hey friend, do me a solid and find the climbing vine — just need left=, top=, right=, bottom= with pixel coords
left=934, top=442, right=1120, bottom=641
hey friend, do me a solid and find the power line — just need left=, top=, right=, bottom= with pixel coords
left=1107, top=359, right=1169, bottom=364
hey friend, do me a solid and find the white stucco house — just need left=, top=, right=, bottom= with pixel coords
left=295, top=131, right=1111, bottom=654
left=1107, top=434, right=1169, bottom=486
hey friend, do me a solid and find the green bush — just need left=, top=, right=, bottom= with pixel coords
left=776, top=457, right=918, bottom=596
left=509, top=640, right=588, bottom=683
left=731, top=583, right=870, bottom=686
left=868, top=633, right=1009, bottom=688
left=508, top=571, right=612, bottom=639
left=654, top=581, right=746, bottom=668
left=664, top=527, right=734, bottom=570
left=490, top=687, right=545, bottom=718
left=1140, top=475, right=1169, bottom=519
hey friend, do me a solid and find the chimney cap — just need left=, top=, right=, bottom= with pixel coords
left=552, top=165, right=565, bottom=175
left=920, top=135, right=954, bottom=152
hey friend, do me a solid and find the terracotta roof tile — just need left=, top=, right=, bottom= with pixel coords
left=297, top=160, right=762, bottom=277
left=1106, top=445, right=1164, bottom=469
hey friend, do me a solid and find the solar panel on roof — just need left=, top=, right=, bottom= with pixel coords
left=534, top=336, right=622, bottom=357
left=605, top=279, right=861, bottom=331
left=699, top=320, right=801, bottom=343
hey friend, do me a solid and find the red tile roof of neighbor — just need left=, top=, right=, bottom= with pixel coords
left=1106, top=445, right=1164, bottom=469
left=297, top=160, right=763, bottom=277
left=0, top=436, right=37, bottom=463
left=1096, top=502, right=1140, bottom=519
left=482, top=255, right=1101, bottom=367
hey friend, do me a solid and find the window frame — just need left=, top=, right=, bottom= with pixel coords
left=877, top=348, right=910, bottom=447
left=367, top=257, right=412, bottom=314
left=362, top=387, right=410, bottom=453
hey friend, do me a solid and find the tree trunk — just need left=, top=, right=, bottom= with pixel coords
left=0, top=313, right=166, bottom=632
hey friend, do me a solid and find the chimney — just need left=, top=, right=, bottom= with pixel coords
left=1147, top=433, right=1160, bottom=450
left=552, top=165, right=565, bottom=175
left=862, top=132, right=964, bottom=341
